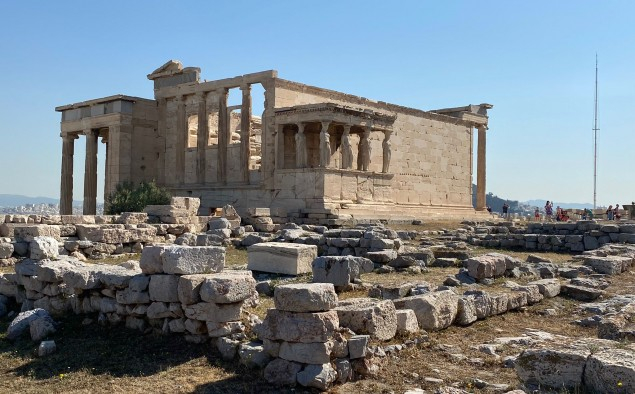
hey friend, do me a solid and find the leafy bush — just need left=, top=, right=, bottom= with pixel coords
left=105, top=181, right=171, bottom=215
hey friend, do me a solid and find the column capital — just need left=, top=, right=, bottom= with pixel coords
left=195, top=91, right=208, bottom=100
left=320, top=121, right=330, bottom=131
left=61, top=132, right=79, bottom=141
left=240, top=83, right=251, bottom=92
left=84, top=129, right=98, bottom=137
left=342, top=124, right=352, bottom=134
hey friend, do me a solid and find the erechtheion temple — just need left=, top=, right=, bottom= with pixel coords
left=56, top=60, right=492, bottom=222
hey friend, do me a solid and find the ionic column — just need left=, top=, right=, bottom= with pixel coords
left=240, top=84, right=252, bottom=183
left=60, top=133, right=76, bottom=215
left=83, top=129, right=98, bottom=215
left=341, top=125, right=353, bottom=169
left=176, top=95, right=186, bottom=186
left=476, top=125, right=487, bottom=211
left=295, top=123, right=307, bottom=168
left=196, top=92, right=208, bottom=184
left=319, top=121, right=331, bottom=168
left=217, top=89, right=229, bottom=184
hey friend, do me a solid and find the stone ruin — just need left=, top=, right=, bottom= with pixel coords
left=3, top=202, right=635, bottom=391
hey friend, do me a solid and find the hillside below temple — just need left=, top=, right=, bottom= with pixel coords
left=56, top=60, right=492, bottom=223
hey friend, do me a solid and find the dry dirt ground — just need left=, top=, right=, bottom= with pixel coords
left=1, top=221, right=630, bottom=393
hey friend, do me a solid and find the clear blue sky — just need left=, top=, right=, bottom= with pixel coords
left=0, top=1, right=633, bottom=207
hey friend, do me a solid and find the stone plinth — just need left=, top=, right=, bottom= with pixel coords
left=247, top=242, right=317, bottom=275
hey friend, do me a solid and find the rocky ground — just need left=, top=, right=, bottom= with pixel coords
left=2, top=219, right=635, bottom=393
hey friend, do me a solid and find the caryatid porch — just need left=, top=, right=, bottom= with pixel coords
left=274, top=103, right=396, bottom=173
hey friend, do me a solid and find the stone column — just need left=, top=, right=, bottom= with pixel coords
left=60, top=133, right=76, bottom=215
left=476, top=125, right=487, bottom=211
left=176, top=95, right=186, bottom=186
left=156, top=98, right=167, bottom=186
left=319, top=121, right=331, bottom=168
left=240, top=84, right=252, bottom=183
left=217, top=89, right=229, bottom=184
left=295, top=123, right=307, bottom=168
left=341, top=125, right=353, bottom=169
left=196, top=92, right=208, bottom=184
left=83, top=129, right=98, bottom=215
left=102, top=133, right=110, bottom=203
left=382, top=130, right=392, bottom=173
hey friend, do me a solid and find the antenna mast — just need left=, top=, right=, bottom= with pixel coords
left=593, top=54, right=599, bottom=209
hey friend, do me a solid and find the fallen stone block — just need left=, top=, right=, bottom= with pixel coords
left=584, top=348, right=635, bottom=393
left=396, top=309, right=419, bottom=334
left=393, top=290, right=458, bottom=330
left=528, top=279, right=561, bottom=298
left=273, top=283, right=337, bottom=313
left=465, top=253, right=509, bottom=280
left=312, top=256, right=374, bottom=288
left=584, top=256, right=632, bottom=275
left=7, top=308, right=52, bottom=340
left=161, top=245, right=225, bottom=275
left=348, top=335, right=370, bottom=359
left=30, top=237, right=58, bottom=260
left=247, top=242, right=317, bottom=275
left=561, top=284, right=605, bottom=301
left=335, top=298, right=397, bottom=341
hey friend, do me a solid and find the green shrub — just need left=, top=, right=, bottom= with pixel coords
left=105, top=181, right=171, bottom=215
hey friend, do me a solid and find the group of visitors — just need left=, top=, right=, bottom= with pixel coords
left=606, top=204, right=622, bottom=220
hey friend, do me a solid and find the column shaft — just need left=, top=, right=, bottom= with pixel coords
left=476, top=126, right=487, bottom=210
left=176, top=96, right=186, bottom=186
left=240, top=84, right=252, bottom=183
left=60, top=134, right=75, bottom=215
left=196, top=92, right=208, bottom=184
left=83, top=129, right=98, bottom=215
left=217, top=89, right=229, bottom=184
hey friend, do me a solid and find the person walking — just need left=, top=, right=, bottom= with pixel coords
left=502, top=203, right=509, bottom=219
left=606, top=205, right=614, bottom=220
left=614, top=204, right=621, bottom=221
left=534, top=207, right=540, bottom=221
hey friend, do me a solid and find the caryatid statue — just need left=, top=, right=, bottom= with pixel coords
left=358, top=128, right=371, bottom=171
left=295, top=123, right=307, bottom=168
left=341, top=125, right=353, bottom=169
left=382, top=130, right=392, bottom=173
left=319, top=121, right=331, bottom=167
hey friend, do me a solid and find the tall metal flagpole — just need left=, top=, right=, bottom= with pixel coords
left=593, top=54, right=599, bottom=209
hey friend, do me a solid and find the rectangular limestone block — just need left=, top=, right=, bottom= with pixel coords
left=161, top=245, right=225, bottom=275
left=13, top=225, right=62, bottom=242
left=247, top=242, right=317, bottom=275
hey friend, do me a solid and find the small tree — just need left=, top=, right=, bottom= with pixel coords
left=105, top=181, right=171, bottom=215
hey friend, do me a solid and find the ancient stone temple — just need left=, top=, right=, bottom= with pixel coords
left=56, top=60, right=492, bottom=222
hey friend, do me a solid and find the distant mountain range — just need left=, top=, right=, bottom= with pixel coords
left=523, top=199, right=594, bottom=210
left=0, top=194, right=82, bottom=207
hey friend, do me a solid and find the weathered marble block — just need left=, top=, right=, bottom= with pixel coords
left=247, top=242, right=317, bottom=275
left=274, top=283, right=338, bottom=313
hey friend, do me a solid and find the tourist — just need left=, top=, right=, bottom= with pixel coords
left=545, top=201, right=553, bottom=222
left=486, top=206, right=492, bottom=213
left=502, top=203, right=509, bottom=219
left=614, top=204, right=621, bottom=221
left=606, top=205, right=614, bottom=220
left=556, top=206, right=562, bottom=221
left=534, top=207, right=540, bottom=221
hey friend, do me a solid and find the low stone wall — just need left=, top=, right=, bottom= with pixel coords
left=467, top=221, right=635, bottom=252
left=0, top=242, right=259, bottom=345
